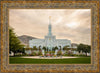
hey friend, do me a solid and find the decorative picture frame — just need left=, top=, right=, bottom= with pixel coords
left=0, top=0, right=99, bottom=72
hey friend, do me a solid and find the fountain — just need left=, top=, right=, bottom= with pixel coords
left=55, top=49, right=58, bottom=58
left=42, top=49, right=45, bottom=56
left=39, top=46, right=64, bottom=59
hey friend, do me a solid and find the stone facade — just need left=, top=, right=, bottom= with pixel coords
left=29, top=17, right=71, bottom=50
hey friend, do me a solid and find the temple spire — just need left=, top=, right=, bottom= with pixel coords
left=48, top=16, right=52, bottom=36
left=49, top=16, right=51, bottom=25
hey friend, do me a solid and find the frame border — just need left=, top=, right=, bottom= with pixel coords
left=0, top=0, right=99, bottom=72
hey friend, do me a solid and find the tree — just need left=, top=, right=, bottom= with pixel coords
left=54, top=46, right=58, bottom=50
left=77, top=44, right=84, bottom=53
left=33, top=46, right=37, bottom=50
left=17, top=45, right=25, bottom=53
left=83, top=45, right=91, bottom=56
left=63, top=45, right=69, bottom=50
left=77, top=43, right=91, bottom=56
left=42, top=46, right=46, bottom=51
left=59, top=46, right=61, bottom=50
left=38, top=45, right=41, bottom=51
left=9, top=28, right=24, bottom=56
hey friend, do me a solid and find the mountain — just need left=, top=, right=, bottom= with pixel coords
left=18, top=35, right=37, bottom=45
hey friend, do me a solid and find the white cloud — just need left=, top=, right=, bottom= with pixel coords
left=9, top=9, right=91, bottom=45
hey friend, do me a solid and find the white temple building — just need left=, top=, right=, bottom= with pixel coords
left=29, top=17, right=71, bottom=51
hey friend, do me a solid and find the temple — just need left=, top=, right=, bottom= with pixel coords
left=29, top=16, right=71, bottom=50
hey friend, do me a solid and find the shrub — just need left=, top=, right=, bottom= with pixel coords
left=54, top=55, right=57, bottom=57
left=57, top=51, right=62, bottom=56
left=38, top=51, right=42, bottom=55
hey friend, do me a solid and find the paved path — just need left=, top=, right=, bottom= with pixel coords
left=21, top=56, right=79, bottom=59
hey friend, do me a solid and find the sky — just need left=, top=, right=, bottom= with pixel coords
left=9, top=9, right=91, bottom=45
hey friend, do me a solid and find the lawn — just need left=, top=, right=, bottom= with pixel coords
left=9, top=56, right=91, bottom=64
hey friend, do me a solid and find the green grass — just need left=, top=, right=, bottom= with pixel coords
left=9, top=56, right=91, bottom=64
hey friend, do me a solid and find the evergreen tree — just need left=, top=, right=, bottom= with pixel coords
left=9, top=28, right=24, bottom=56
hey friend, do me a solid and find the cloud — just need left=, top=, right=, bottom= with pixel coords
left=9, top=9, right=91, bottom=45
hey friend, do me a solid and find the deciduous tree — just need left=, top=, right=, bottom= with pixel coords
left=77, top=43, right=91, bottom=56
